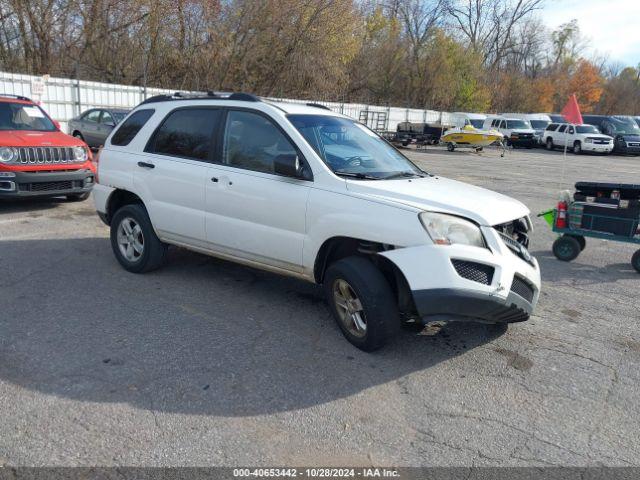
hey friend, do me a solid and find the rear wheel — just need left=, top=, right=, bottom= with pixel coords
left=324, top=256, right=399, bottom=351
left=110, top=203, right=167, bottom=273
left=632, top=250, right=640, bottom=273
left=552, top=235, right=581, bottom=262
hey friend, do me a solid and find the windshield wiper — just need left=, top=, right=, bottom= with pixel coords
left=383, top=171, right=426, bottom=180
left=334, top=171, right=381, bottom=180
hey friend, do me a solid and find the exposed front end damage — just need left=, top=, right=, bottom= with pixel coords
left=380, top=216, right=540, bottom=325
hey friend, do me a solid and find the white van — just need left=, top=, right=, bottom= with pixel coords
left=483, top=116, right=537, bottom=148
left=501, top=113, right=551, bottom=145
left=449, top=112, right=487, bottom=129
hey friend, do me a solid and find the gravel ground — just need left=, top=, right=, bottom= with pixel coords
left=0, top=146, right=639, bottom=467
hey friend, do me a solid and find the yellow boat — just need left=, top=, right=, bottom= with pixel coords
left=441, top=125, right=504, bottom=152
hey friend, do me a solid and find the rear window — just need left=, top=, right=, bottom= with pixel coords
left=111, top=109, right=154, bottom=146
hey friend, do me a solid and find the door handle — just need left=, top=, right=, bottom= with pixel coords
left=137, top=161, right=155, bottom=169
left=211, top=177, right=218, bottom=182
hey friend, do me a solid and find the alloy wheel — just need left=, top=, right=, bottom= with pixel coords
left=117, top=217, right=145, bottom=262
left=332, top=279, right=367, bottom=338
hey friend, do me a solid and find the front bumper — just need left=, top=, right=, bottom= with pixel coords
left=380, top=228, right=541, bottom=324
left=413, top=288, right=532, bottom=323
left=582, top=143, right=613, bottom=153
left=0, top=169, right=95, bottom=198
left=509, top=136, right=536, bottom=147
left=614, top=143, right=640, bottom=155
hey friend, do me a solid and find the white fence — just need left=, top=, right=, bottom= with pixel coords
left=0, top=70, right=453, bottom=132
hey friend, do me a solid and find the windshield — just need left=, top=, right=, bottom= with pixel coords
left=469, top=119, right=484, bottom=129
left=0, top=101, right=56, bottom=131
left=576, top=125, right=599, bottom=134
left=610, top=119, right=640, bottom=135
left=506, top=120, right=531, bottom=129
left=529, top=120, right=549, bottom=129
left=288, top=114, right=425, bottom=179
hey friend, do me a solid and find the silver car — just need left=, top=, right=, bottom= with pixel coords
left=68, top=108, right=129, bottom=148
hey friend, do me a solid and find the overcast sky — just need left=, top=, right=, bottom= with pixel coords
left=543, top=0, right=640, bottom=67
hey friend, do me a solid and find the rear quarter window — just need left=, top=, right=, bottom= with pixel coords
left=111, top=109, right=155, bottom=146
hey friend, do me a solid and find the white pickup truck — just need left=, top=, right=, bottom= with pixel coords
left=543, top=123, right=613, bottom=154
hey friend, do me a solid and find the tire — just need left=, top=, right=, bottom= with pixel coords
left=567, top=234, right=586, bottom=251
left=573, top=141, right=582, bottom=154
left=66, top=192, right=90, bottom=202
left=110, top=203, right=167, bottom=273
left=546, top=138, right=554, bottom=150
left=632, top=250, right=640, bottom=273
left=324, top=256, right=399, bottom=352
left=552, top=235, right=581, bottom=262
left=447, top=142, right=455, bottom=152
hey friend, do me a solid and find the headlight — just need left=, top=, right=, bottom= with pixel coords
left=73, top=146, right=88, bottom=162
left=419, top=212, right=485, bottom=248
left=0, top=147, right=18, bottom=163
left=584, top=138, right=593, bottom=143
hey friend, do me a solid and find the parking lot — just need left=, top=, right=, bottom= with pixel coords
left=1, top=146, right=639, bottom=467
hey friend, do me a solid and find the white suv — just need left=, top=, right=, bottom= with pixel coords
left=94, top=93, right=541, bottom=351
left=543, top=123, right=613, bottom=154
left=483, top=116, right=537, bottom=148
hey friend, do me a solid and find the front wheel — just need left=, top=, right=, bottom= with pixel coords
left=324, top=256, right=399, bottom=352
left=546, top=138, right=554, bottom=150
left=632, top=250, right=640, bottom=273
left=573, top=141, right=582, bottom=154
left=110, top=203, right=167, bottom=273
left=447, top=142, right=455, bottom=152
left=552, top=235, right=581, bottom=262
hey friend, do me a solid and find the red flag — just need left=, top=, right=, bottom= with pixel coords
left=561, top=94, right=583, bottom=124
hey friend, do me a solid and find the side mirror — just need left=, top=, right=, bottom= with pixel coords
left=52, top=120, right=61, bottom=130
left=274, top=154, right=303, bottom=178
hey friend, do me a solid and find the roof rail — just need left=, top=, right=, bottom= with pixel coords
left=0, top=93, right=33, bottom=102
left=306, top=103, right=331, bottom=110
left=139, top=91, right=261, bottom=105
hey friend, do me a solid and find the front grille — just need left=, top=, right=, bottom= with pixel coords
left=588, top=137, right=609, bottom=144
left=18, top=180, right=82, bottom=192
left=451, top=260, right=494, bottom=285
left=512, top=133, right=533, bottom=139
left=497, top=231, right=534, bottom=266
left=510, top=275, right=535, bottom=303
left=15, top=147, right=82, bottom=165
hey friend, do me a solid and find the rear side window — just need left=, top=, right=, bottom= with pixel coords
left=558, top=125, right=567, bottom=133
left=111, top=109, right=154, bottom=146
left=148, top=108, right=220, bottom=161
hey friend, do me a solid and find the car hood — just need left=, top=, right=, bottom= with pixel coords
left=0, top=130, right=83, bottom=147
left=511, top=129, right=535, bottom=134
left=617, top=134, right=640, bottom=141
left=346, top=176, right=529, bottom=226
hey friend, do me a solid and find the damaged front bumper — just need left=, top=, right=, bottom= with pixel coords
left=380, top=226, right=540, bottom=324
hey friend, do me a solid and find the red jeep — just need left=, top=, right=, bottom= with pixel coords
left=0, top=94, right=95, bottom=201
